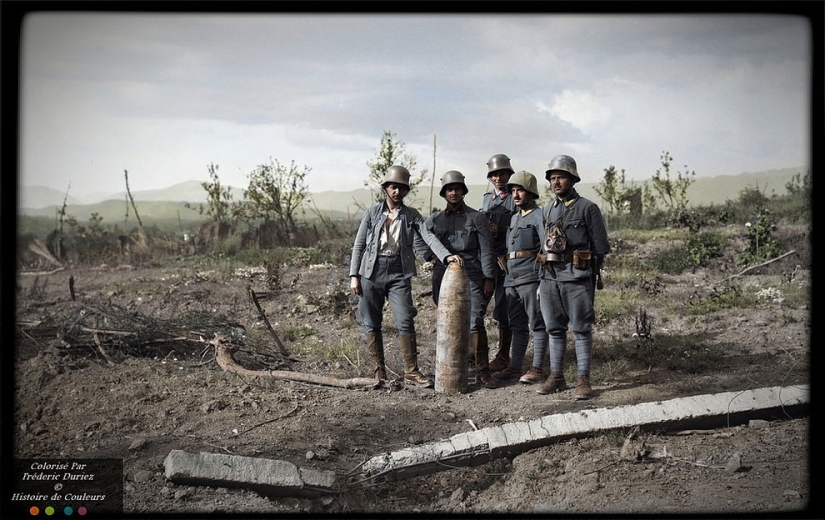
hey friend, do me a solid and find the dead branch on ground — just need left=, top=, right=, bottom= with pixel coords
left=213, top=338, right=379, bottom=390
left=247, top=286, right=290, bottom=357
left=724, top=249, right=796, bottom=282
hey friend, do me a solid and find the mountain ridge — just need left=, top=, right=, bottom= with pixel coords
left=18, top=166, right=807, bottom=219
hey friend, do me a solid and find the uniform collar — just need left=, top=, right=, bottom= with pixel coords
left=444, top=202, right=466, bottom=216
left=553, top=188, right=580, bottom=208
left=519, top=201, right=538, bottom=216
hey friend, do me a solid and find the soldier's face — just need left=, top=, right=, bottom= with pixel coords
left=489, top=171, right=511, bottom=192
left=444, top=184, right=464, bottom=205
left=510, top=186, right=533, bottom=208
left=548, top=173, right=574, bottom=198
left=384, top=183, right=408, bottom=203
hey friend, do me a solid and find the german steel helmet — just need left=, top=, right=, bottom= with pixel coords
left=382, top=165, right=411, bottom=189
left=439, top=170, right=468, bottom=197
left=505, top=170, right=540, bottom=200
left=545, top=155, right=580, bottom=183
left=486, top=154, right=515, bottom=178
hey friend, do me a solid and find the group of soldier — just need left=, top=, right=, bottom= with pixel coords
left=349, top=154, right=610, bottom=400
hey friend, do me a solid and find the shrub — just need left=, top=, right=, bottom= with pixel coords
left=684, top=231, right=726, bottom=267
left=651, top=245, right=692, bottom=274
left=739, top=210, right=783, bottom=265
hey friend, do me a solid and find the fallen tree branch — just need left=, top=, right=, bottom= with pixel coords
left=92, top=332, right=116, bottom=365
left=247, top=286, right=290, bottom=357
left=724, top=249, right=797, bottom=282
left=214, top=340, right=379, bottom=390
left=18, top=267, right=65, bottom=277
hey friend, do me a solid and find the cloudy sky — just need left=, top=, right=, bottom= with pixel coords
left=17, top=9, right=813, bottom=199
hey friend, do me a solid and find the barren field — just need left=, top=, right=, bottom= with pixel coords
left=11, top=224, right=814, bottom=516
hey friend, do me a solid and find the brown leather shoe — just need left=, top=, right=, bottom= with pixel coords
left=405, top=370, right=434, bottom=388
left=476, top=370, right=499, bottom=389
left=537, top=372, right=568, bottom=395
left=492, top=366, right=523, bottom=381
left=575, top=375, right=592, bottom=400
left=488, top=355, right=510, bottom=373
left=519, top=366, right=544, bottom=384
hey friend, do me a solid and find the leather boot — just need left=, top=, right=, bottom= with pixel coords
left=367, top=331, right=387, bottom=380
left=472, top=331, right=498, bottom=389
left=488, top=325, right=512, bottom=372
left=400, top=334, right=434, bottom=388
left=537, top=371, right=568, bottom=395
left=575, top=375, right=592, bottom=400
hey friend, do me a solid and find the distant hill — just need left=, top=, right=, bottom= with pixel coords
left=18, top=166, right=807, bottom=227
left=18, top=180, right=246, bottom=209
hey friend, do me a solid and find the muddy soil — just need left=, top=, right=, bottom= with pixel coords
left=11, top=225, right=815, bottom=516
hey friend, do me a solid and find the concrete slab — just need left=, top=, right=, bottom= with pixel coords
left=163, top=449, right=338, bottom=498
left=360, top=384, right=809, bottom=481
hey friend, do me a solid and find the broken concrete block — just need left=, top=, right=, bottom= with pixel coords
left=163, top=450, right=337, bottom=498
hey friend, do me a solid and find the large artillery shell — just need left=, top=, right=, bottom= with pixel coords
left=435, top=262, right=470, bottom=393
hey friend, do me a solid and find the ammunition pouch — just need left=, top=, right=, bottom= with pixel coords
left=572, top=249, right=592, bottom=270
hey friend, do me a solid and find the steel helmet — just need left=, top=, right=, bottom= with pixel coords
left=487, top=154, right=515, bottom=178
left=382, top=165, right=411, bottom=189
left=439, top=170, right=468, bottom=198
left=505, top=170, right=540, bottom=200
left=545, top=155, right=580, bottom=183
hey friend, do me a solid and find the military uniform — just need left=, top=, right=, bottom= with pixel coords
left=537, top=156, right=610, bottom=399
left=415, top=170, right=499, bottom=388
left=481, top=154, right=518, bottom=372
left=350, top=165, right=452, bottom=388
left=492, top=171, right=550, bottom=383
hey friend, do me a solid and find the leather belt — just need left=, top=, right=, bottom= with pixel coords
left=507, top=250, right=538, bottom=260
left=543, top=252, right=574, bottom=262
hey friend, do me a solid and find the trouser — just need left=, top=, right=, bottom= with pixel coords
left=358, top=255, right=416, bottom=334
left=505, top=282, right=548, bottom=371
left=540, top=276, right=596, bottom=376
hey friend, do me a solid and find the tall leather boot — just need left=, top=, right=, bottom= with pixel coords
left=488, top=324, right=512, bottom=372
left=367, top=331, right=387, bottom=380
left=473, top=330, right=498, bottom=389
left=400, top=334, right=434, bottom=388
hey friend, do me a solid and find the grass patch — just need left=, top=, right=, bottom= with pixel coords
left=595, top=331, right=724, bottom=374
left=650, top=245, right=693, bottom=274
left=287, top=325, right=360, bottom=364
left=687, top=285, right=751, bottom=315
left=611, top=228, right=688, bottom=244
left=596, top=288, right=640, bottom=325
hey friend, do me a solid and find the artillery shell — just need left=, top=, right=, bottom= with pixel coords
left=435, top=262, right=470, bottom=393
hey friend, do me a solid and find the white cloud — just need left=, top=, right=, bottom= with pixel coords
left=15, top=12, right=812, bottom=199
left=541, top=90, right=613, bottom=135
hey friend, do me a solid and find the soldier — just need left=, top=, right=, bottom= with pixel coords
left=481, top=154, right=517, bottom=373
left=491, top=170, right=550, bottom=384
left=415, top=170, right=498, bottom=388
left=537, top=155, right=610, bottom=399
left=349, top=165, right=462, bottom=388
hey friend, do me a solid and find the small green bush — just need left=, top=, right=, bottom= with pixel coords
left=684, top=231, right=726, bottom=266
left=739, top=210, right=783, bottom=265
left=650, top=245, right=692, bottom=274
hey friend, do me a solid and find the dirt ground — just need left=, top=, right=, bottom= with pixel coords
left=11, top=224, right=815, bottom=517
